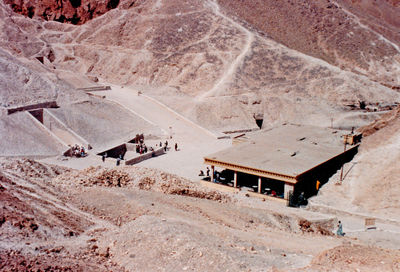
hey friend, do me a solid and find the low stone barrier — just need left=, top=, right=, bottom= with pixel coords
left=125, top=147, right=165, bottom=165
left=77, top=86, right=111, bottom=92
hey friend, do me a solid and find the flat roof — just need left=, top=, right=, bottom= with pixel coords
left=205, top=124, right=354, bottom=181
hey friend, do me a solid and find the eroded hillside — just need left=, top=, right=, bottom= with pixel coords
left=1, top=0, right=399, bottom=132
left=310, top=105, right=400, bottom=219
left=2, top=159, right=400, bottom=271
left=1, top=1, right=400, bottom=270
left=218, top=0, right=400, bottom=86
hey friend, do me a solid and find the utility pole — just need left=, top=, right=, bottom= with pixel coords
left=339, top=137, right=347, bottom=184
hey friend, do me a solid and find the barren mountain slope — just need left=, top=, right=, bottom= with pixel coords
left=2, top=159, right=400, bottom=271
left=1, top=0, right=399, bottom=132
left=1, top=1, right=400, bottom=270
left=309, top=106, right=400, bottom=219
left=218, top=0, right=400, bottom=86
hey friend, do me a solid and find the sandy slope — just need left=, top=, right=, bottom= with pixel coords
left=2, top=159, right=400, bottom=271
left=309, top=106, right=400, bottom=219
left=1, top=0, right=399, bottom=132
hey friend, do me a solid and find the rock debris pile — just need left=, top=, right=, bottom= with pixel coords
left=56, top=166, right=231, bottom=202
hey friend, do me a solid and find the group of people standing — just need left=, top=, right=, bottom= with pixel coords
left=136, top=138, right=153, bottom=154
left=71, top=144, right=86, bottom=157
left=136, top=143, right=151, bottom=154
left=101, top=152, right=124, bottom=166
left=198, top=167, right=211, bottom=178
left=160, top=140, right=178, bottom=152
left=100, top=138, right=179, bottom=167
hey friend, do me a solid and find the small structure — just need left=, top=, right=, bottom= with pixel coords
left=343, top=133, right=362, bottom=145
left=204, top=124, right=359, bottom=203
left=365, top=218, right=376, bottom=230
left=97, top=135, right=165, bottom=165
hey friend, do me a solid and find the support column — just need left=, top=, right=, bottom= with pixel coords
left=284, top=183, right=294, bottom=200
left=258, top=177, right=262, bottom=193
left=211, top=166, right=215, bottom=182
left=233, top=171, right=237, bottom=188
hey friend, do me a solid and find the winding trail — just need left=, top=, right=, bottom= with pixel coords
left=197, top=0, right=254, bottom=101
left=332, top=1, right=400, bottom=53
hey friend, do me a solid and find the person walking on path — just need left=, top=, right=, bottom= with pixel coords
left=164, top=140, right=168, bottom=152
left=337, top=221, right=344, bottom=236
left=116, top=157, right=121, bottom=166
left=175, top=143, right=178, bottom=151
left=102, top=153, right=106, bottom=162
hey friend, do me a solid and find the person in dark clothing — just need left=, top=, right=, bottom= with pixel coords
left=116, top=157, right=121, bottom=166
left=102, top=153, right=105, bottom=162
left=175, top=143, right=178, bottom=151
left=206, top=167, right=210, bottom=176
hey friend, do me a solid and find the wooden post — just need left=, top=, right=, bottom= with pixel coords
left=258, top=177, right=262, bottom=193
left=233, top=171, right=237, bottom=188
left=211, top=166, right=215, bottom=182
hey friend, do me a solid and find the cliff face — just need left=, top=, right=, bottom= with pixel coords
left=3, top=0, right=132, bottom=24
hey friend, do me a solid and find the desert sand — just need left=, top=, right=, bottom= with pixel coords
left=1, top=0, right=400, bottom=271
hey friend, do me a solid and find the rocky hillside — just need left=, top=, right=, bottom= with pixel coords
left=309, top=107, right=400, bottom=219
left=218, top=0, right=400, bottom=86
left=2, top=159, right=400, bottom=271
left=1, top=0, right=399, bottom=132
left=3, top=0, right=129, bottom=24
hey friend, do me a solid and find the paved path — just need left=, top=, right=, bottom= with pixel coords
left=97, top=85, right=231, bottom=181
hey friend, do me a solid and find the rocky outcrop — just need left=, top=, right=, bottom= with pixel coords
left=3, top=0, right=135, bottom=24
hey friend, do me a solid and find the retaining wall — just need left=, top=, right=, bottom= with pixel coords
left=98, top=143, right=127, bottom=159
left=42, top=109, right=90, bottom=148
left=77, top=86, right=111, bottom=92
left=25, top=112, right=69, bottom=152
left=125, top=147, right=165, bottom=165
